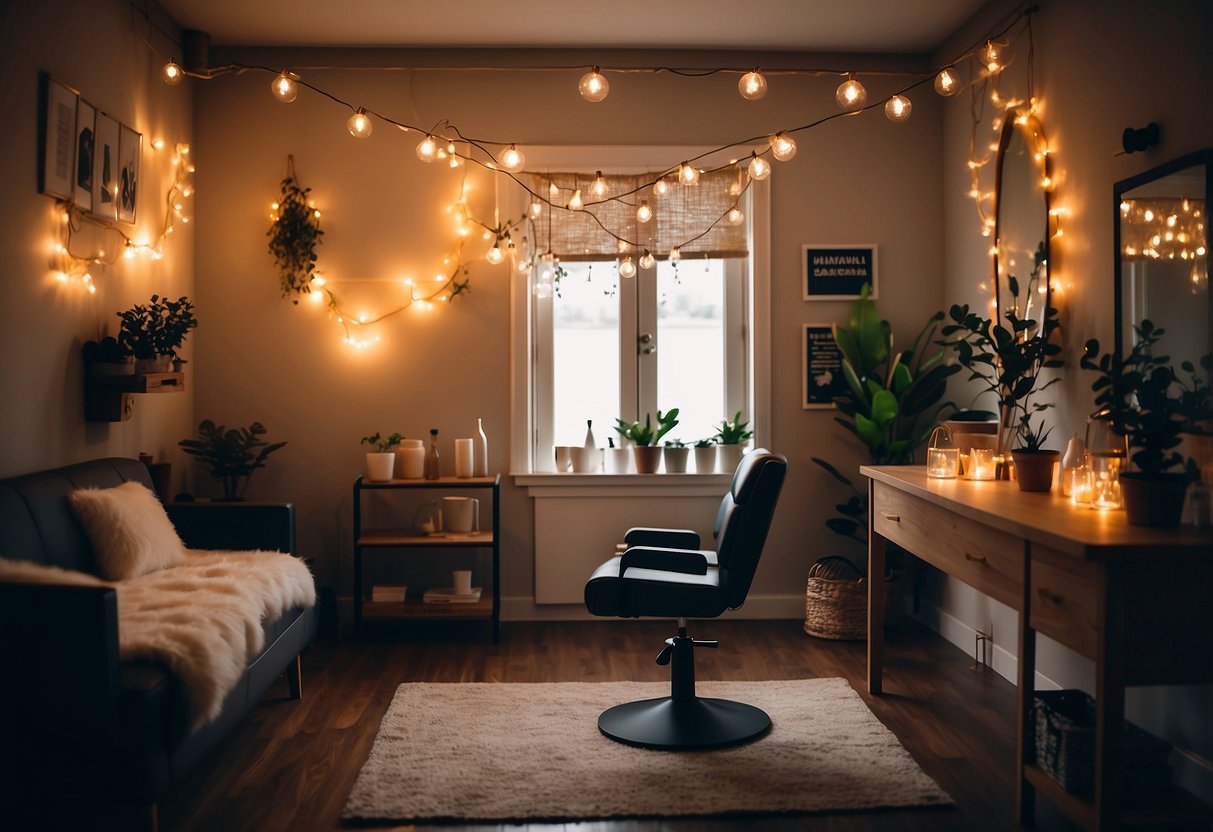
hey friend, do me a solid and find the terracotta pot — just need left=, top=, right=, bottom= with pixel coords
left=1121, top=473, right=1189, bottom=527
left=1010, top=449, right=1058, bottom=492
left=631, top=445, right=663, bottom=474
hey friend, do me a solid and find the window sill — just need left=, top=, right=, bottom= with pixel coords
left=513, top=472, right=730, bottom=497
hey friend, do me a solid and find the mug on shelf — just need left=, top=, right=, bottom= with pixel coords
left=442, top=496, right=479, bottom=533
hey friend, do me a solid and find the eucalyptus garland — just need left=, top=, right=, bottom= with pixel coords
left=267, top=156, right=323, bottom=303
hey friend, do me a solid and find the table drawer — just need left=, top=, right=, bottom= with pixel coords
left=1030, top=545, right=1100, bottom=659
left=872, top=482, right=1023, bottom=608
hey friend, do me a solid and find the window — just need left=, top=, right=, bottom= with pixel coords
left=508, top=147, right=769, bottom=473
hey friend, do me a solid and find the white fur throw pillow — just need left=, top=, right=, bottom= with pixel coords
left=69, top=481, right=187, bottom=580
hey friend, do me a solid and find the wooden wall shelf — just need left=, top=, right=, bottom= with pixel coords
left=85, top=371, right=185, bottom=421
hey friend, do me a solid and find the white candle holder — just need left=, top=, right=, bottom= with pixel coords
left=927, top=426, right=959, bottom=479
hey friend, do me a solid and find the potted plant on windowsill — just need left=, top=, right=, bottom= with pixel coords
left=713, top=411, right=753, bottom=473
left=361, top=432, right=404, bottom=482
left=662, top=438, right=690, bottom=473
left=178, top=419, right=288, bottom=501
left=614, top=409, right=679, bottom=474
left=693, top=438, right=717, bottom=474
left=118, top=294, right=199, bottom=374
left=1080, top=320, right=1210, bottom=526
left=938, top=284, right=1064, bottom=491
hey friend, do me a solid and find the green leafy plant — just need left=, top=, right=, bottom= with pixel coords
left=1080, top=320, right=1211, bottom=477
left=614, top=409, right=680, bottom=447
left=179, top=419, right=288, bottom=501
left=693, top=437, right=715, bottom=449
left=712, top=411, right=753, bottom=445
left=267, top=156, right=324, bottom=303
left=117, top=294, right=198, bottom=360
left=361, top=432, right=404, bottom=452
left=664, top=438, right=688, bottom=448
left=82, top=335, right=130, bottom=364
left=938, top=266, right=1063, bottom=452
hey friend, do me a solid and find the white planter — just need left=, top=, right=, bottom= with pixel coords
left=365, top=452, right=397, bottom=482
left=605, top=447, right=632, bottom=474
left=716, top=444, right=746, bottom=474
left=693, top=446, right=717, bottom=474
left=662, top=447, right=690, bottom=473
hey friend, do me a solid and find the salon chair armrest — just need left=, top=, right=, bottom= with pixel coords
left=623, top=527, right=701, bottom=550
left=619, top=547, right=709, bottom=576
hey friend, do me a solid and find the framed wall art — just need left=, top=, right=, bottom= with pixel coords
left=73, top=98, right=95, bottom=211
left=92, top=112, right=119, bottom=221
left=803, top=244, right=878, bottom=300
left=803, top=324, right=847, bottom=409
left=41, top=76, right=77, bottom=200
left=117, top=123, right=141, bottom=224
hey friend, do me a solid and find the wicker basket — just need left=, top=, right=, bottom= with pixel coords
left=803, top=556, right=870, bottom=640
left=1034, top=689, right=1173, bottom=802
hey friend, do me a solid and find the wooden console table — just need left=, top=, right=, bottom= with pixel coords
left=862, top=465, right=1213, bottom=831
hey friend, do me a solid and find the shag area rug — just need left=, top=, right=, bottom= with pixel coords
left=342, top=678, right=951, bottom=823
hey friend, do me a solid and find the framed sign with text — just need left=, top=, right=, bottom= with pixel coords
left=803, top=324, right=846, bottom=409
left=803, top=244, right=877, bottom=300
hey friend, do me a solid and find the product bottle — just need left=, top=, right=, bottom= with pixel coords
left=424, top=428, right=441, bottom=480
left=584, top=419, right=596, bottom=449
left=475, top=418, right=488, bottom=477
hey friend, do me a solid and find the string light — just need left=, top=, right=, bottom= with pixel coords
left=935, top=66, right=960, bottom=96
left=981, top=41, right=1002, bottom=73
left=770, top=133, right=797, bottom=161
left=727, top=206, right=744, bottom=225
left=271, top=70, right=298, bottom=103
left=163, top=60, right=183, bottom=85
left=678, top=163, right=700, bottom=186
left=499, top=145, right=525, bottom=171
left=568, top=189, right=584, bottom=211
left=636, top=201, right=653, bottom=223
left=347, top=108, right=372, bottom=138
left=529, top=199, right=543, bottom=219
left=416, top=135, right=437, bottom=161
left=747, top=153, right=771, bottom=181
left=579, top=67, right=609, bottom=102
left=618, top=257, right=637, bottom=279
left=669, top=246, right=681, bottom=263
left=653, top=178, right=670, bottom=196
left=738, top=69, right=767, bottom=101
left=884, top=94, right=912, bottom=122
left=639, top=250, right=655, bottom=269
left=590, top=171, right=608, bottom=197
left=835, top=73, right=867, bottom=110
left=485, top=243, right=504, bottom=265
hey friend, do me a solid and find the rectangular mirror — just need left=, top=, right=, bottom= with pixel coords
left=1114, top=149, right=1211, bottom=365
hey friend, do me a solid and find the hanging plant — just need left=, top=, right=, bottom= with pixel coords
left=267, top=155, right=323, bottom=303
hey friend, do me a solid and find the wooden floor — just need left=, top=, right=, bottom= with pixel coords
left=161, top=619, right=1080, bottom=831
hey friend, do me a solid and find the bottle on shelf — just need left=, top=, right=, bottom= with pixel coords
left=425, top=428, right=441, bottom=480
left=584, top=419, right=596, bottom=450
left=475, top=417, right=489, bottom=477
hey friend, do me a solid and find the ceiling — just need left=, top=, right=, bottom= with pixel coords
left=157, top=0, right=988, bottom=53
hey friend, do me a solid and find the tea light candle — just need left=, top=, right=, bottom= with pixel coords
left=927, top=448, right=959, bottom=478
left=1070, top=467, right=1094, bottom=506
left=454, top=437, right=474, bottom=478
left=967, top=447, right=996, bottom=480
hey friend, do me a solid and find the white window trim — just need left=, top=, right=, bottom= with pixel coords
left=508, top=146, right=770, bottom=477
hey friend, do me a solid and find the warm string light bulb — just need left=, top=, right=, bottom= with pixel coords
left=347, top=108, right=372, bottom=138
left=747, top=153, right=771, bottom=181
left=590, top=171, right=608, bottom=197
left=271, top=70, right=298, bottom=103
left=485, top=244, right=504, bottom=265
left=836, top=73, right=867, bottom=110
left=653, top=178, right=670, bottom=197
left=770, top=133, right=797, bottom=161
left=499, top=145, right=525, bottom=171
left=549, top=180, right=560, bottom=199
left=618, top=257, right=637, bottom=279
left=884, top=94, right=912, bottom=122
left=669, top=246, right=681, bottom=263
left=163, top=60, right=183, bottom=85
left=416, top=135, right=437, bottom=161
left=727, top=206, right=744, bottom=225
left=981, top=41, right=1002, bottom=73
left=636, top=201, right=653, bottom=223
left=568, top=189, right=584, bottom=211
left=738, top=69, right=767, bottom=100
left=678, top=163, right=700, bottom=186
left=934, top=66, right=960, bottom=96
left=529, top=200, right=543, bottom=219
left=578, top=67, right=609, bottom=102
left=639, top=250, right=655, bottom=269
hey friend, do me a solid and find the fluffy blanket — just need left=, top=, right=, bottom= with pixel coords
left=0, top=551, right=315, bottom=729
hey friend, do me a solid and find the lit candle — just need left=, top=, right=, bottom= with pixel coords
left=927, top=448, right=959, bottom=479
left=454, top=438, right=474, bottom=478
left=967, top=447, right=997, bottom=481
left=1070, top=467, right=1094, bottom=506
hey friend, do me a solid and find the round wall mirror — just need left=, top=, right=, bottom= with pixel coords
left=993, top=111, right=1051, bottom=331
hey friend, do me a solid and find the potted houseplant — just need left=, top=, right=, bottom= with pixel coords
left=938, top=287, right=1064, bottom=491
left=82, top=335, right=133, bottom=376
left=614, top=409, right=679, bottom=474
left=693, top=438, right=717, bottom=474
left=1080, top=320, right=1209, bottom=525
left=361, top=432, right=404, bottom=481
left=662, top=438, right=690, bottom=473
left=178, top=419, right=288, bottom=501
left=713, top=411, right=754, bottom=473
left=118, top=294, right=199, bottom=373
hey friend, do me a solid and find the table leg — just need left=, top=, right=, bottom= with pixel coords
left=1016, top=541, right=1036, bottom=825
left=1094, top=565, right=1125, bottom=831
left=867, top=478, right=885, bottom=695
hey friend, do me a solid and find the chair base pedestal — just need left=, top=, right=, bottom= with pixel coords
left=598, top=696, right=770, bottom=750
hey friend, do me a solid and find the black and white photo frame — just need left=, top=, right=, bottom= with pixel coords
left=117, top=123, right=141, bottom=224
left=92, top=112, right=119, bottom=221
left=73, top=98, right=95, bottom=211
left=41, top=76, right=77, bottom=200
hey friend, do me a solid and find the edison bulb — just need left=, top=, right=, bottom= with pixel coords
left=639, top=251, right=655, bottom=270
left=591, top=171, right=607, bottom=197
left=579, top=67, right=609, bottom=102
left=271, top=70, right=298, bottom=103
left=654, top=178, right=670, bottom=196
left=549, top=180, right=560, bottom=198
left=347, top=108, right=372, bottom=138
left=568, top=189, right=584, bottom=211
left=747, top=154, right=771, bottom=181
left=163, top=60, right=184, bottom=85
left=981, top=41, right=1002, bottom=73
left=529, top=200, right=543, bottom=219
left=770, top=133, right=797, bottom=161
left=499, top=145, right=526, bottom=171
left=727, top=206, right=744, bottom=225
left=738, top=69, right=767, bottom=101
left=486, top=244, right=504, bottom=265
left=416, top=135, right=437, bottom=161
left=678, top=163, right=700, bottom=186
left=934, top=66, right=960, bottom=96
left=835, top=74, right=867, bottom=110
left=669, top=246, right=681, bottom=263
left=637, top=201, right=653, bottom=223
left=885, top=94, right=912, bottom=122
left=619, top=257, right=637, bottom=279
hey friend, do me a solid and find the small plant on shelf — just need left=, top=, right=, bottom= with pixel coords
left=693, top=437, right=715, bottom=449
left=713, top=411, right=753, bottom=445
left=663, top=438, right=688, bottom=448
left=614, top=408, right=680, bottom=447
left=360, top=432, right=404, bottom=452
left=179, top=419, right=287, bottom=501
left=117, top=294, right=198, bottom=366
left=82, top=336, right=132, bottom=375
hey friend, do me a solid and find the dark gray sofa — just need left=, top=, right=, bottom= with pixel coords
left=0, top=457, right=317, bottom=828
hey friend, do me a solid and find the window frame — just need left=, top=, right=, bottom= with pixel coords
left=508, top=146, right=770, bottom=475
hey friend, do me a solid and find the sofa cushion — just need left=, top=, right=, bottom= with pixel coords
left=68, top=481, right=187, bottom=580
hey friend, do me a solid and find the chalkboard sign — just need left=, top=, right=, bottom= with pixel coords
left=803, top=324, right=847, bottom=409
left=803, top=245, right=878, bottom=300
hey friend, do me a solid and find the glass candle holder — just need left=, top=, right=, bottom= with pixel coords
left=1069, top=465, right=1094, bottom=506
left=966, top=447, right=997, bottom=480
left=1090, top=453, right=1124, bottom=509
left=926, top=426, right=959, bottom=479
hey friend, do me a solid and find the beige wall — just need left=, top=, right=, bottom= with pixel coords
left=0, top=0, right=194, bottom=477
left=191, top=49, right=944, bottom=606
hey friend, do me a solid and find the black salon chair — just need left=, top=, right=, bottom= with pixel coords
left=584, top=449, right=787, bottom=750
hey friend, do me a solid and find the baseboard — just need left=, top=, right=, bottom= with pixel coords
left=501, top=593, right=806, bottom=622
left=913, top=599, right=1060, bottom=691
